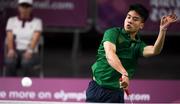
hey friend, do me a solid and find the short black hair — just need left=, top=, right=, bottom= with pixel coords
left=128, top=4, right=149, bottom=22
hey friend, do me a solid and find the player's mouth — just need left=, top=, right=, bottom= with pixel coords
left=126, top=24, right=132, bottom=29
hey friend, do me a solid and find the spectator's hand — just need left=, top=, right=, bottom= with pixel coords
left=120, top=75, right=129, bottom=89
left=160, top=12, right=178, bottom=31
left=23, top=50, right=33, bottom=60
left=7, top=49, right=16, bottom=58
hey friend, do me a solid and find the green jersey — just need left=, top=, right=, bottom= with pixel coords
left=92, top=27, right=146, bottom=89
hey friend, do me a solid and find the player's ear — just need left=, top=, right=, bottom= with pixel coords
left=140, top=23, right=144, bottom=29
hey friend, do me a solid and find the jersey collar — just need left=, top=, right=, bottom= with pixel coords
left=18, top=14, right=34, bottom=27
left=121, top=28, right=141, bottom=42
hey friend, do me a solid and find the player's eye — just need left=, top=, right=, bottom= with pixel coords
left=133, top=17, right=141, bottom=22
left=133, top=18, right=138, bottom=21
left=127, top=16, right=131, bottom=19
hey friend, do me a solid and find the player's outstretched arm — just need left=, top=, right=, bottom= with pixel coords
left=104, top=41, right=128, bottom=76
left=143, top=12, right=178, bottom=57
left=104, top=41, right=129, bottom=88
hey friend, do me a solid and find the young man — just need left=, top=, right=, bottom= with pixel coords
left=5, top=0, right=43, bottom=76
left=86, top=4, right=177, bottom=103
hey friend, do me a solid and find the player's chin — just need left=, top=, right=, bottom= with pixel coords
left=125, top=28, right=133, bottom=33
left=125, top=27, right=137, bottom=33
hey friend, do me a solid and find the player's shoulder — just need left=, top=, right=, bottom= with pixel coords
left=106, top=27, right=122, bottom=31
left=7, top=16, right=18, bottom=21
left=32, top=17, right=42, bottom=23
left=104, top=27, right=122, bottom=35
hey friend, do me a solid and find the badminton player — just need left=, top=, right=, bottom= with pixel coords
left=86, top=4, right=177, bottom=103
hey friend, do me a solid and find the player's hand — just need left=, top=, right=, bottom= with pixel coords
left=23, top=51, right=33, bottom=60
left=7, top=49, right=16, bottom=58
left=160, top=12, right=178, bottom=31
left=120, top=75, right=129, bottom=89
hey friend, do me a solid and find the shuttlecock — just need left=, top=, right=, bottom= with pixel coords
left=21, top=77, right=32, bottom=87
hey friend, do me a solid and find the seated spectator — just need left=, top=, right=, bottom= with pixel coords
left=5, top=0, right=43, bottom=76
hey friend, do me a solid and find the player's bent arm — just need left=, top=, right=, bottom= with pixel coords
left=6, top=31, right=14, bottom=51
left=28, top=31, right=41, bottom=50
left=143, top=13, right=177, bottom=57
left=143, top=29, right=166, bottom=57
left=104, top=41, right=128, bottom=76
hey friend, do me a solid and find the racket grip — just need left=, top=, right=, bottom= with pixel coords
left=125, top=89, right=130, bottom=96
left=119, top=78, right=122, bottom=81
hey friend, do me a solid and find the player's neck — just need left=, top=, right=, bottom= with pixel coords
left=129, top=32, right=137, bottom=40
left=20, top=14, right=31, bottom=20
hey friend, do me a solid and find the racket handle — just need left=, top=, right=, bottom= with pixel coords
left=119, top=78, right=122, bottom=81
left=125, top=89, right=130, bottom=96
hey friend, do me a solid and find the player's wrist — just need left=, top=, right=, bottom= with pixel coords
left=122, top=74, right=128, bottom=78
left=122, top=73, right=128, bottom=78
left=160, top=26, right=167, bottom=31
left=27, top=47, right=34, bottom=53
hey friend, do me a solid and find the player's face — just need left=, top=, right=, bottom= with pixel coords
left=18, top=4, right=32, bottom=16
left=124, top=10, right=144, bottom=33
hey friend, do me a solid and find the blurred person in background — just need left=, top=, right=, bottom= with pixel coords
left=5, top=0, right=43, bottom=76
left=86, top=4, right=178, bottom=103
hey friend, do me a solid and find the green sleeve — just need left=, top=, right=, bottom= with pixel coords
left=139, top=41, right=147, bottom=57
left=102, top=28, right=119, bottom=45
